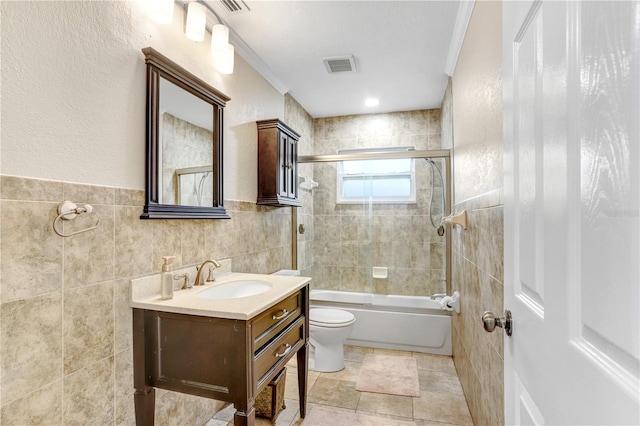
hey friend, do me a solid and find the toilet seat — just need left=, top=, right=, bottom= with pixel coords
left=310, top=308, right=355, bottom=328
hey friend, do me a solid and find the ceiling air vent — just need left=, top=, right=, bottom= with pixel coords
left=323, top=56, right=357, bottom=74
left=219, top=0, right=250, bottom=14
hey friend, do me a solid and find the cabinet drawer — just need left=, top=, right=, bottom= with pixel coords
left=254, top=317, right=304, bottom=385
left=252, top=292, right=301, bottom=349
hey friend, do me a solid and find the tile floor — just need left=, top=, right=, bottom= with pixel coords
left=206, top=346, right=474, bottom=426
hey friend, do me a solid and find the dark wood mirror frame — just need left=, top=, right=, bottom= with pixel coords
left=141, top=47, right=230, bottom=219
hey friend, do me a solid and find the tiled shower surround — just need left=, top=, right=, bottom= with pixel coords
left=304, top=110, right=446, bottom=297
left=0, top=176, right=292, bottom=424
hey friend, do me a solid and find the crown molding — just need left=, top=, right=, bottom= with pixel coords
left=444, top=0, right=476, bottom=77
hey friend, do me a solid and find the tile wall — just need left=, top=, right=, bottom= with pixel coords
left=309, top=111, right=446, bottom=296
left=442, top=1, right=505, bottom=424
left=284, top=95, right=315, bottom=274
left=0, top=176, right=292, bottom=425
left=449, top=192, right=504, bottom=426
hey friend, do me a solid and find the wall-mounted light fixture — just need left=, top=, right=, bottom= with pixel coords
left=210, top=24, right=234, bottom=74
left=211, top=24, right=229, bottom=52
left=213, top=43, right=234, bottom=74
left=149, top=0, right=235, bottom=74
left=185, top=1, right=206, bottom=41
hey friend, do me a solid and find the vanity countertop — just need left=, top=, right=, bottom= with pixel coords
left=131, top=271, right=311, bottom=320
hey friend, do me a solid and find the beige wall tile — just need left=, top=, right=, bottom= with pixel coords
left=151, top=219, right=183, bottom=268
left=1, top=201, right=62, bottom=302
left=63, top=204, right=115, bottom=288
left=114, top=278, right=132, bottom=353
left=1, top=380, right=63, bottom=425
left=63, top=357, right=114, bottom=425
left=63, top=181, right=115, bottom=205
left=1, top=292, right=63, bottom=403
left=115, top=205, right=153, bottom=279
left=63, top=282, right=114, bottom=374
left=0, top=176, right=63, bottom=202
left=155, top=389, right=192, bottom=425
left=115, top=349, right=134, bottom=426
left=115, top=188, right=145, bottom=207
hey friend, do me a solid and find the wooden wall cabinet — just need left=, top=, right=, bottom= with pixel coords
left=257, top=119, right=301, bottom=207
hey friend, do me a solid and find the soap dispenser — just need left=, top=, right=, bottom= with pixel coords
left=160, top=256, right=176, bottom=300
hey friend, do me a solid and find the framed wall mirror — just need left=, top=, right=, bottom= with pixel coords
left=141, top=47, right=230, bottom=219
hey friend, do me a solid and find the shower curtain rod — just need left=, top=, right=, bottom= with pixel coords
left=298, top=149, right=450, bottom=163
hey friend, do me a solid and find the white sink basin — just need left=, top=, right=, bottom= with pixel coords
left=197, top=280, right=272, bottom=299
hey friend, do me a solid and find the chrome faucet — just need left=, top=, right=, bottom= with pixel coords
left=194, top=259, right=222, bottom=285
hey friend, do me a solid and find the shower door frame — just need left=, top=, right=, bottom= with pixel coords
left=292, top=149, right=452, bottom=296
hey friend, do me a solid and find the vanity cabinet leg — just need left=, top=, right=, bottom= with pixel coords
left=233, top=407, right=255, bottom=426
left=297, top=342, right=309, bottom=418
left=134, top=388, right=155, bottom=426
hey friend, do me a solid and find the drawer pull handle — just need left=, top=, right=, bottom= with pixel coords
left=272, top=309, right=288, bottom=320
left=275, top=343, right=292, bottom=358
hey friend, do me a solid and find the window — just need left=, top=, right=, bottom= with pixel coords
left=336, top=148, right=416, bottom=204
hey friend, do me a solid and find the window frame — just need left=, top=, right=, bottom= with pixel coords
left=336, top=147, right=417, bottom=205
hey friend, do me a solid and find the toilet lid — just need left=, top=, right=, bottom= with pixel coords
left=310, top=308, right=355, bottom=325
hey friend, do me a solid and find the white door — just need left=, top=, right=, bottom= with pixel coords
left=503, top=0, right=640, bottom=424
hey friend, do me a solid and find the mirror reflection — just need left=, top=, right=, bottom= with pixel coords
left=159, top=78, right=213, bottom=206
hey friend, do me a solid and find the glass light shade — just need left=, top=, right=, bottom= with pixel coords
left=152, top=0, right=175, bottom=24
left=211, top=24, right=230, bottom=52
left=212, top=43, right=234, bottom=74
left=185, top=2, right=206, bottom=42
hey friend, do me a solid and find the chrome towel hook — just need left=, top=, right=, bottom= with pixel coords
left=52, top=201, right=100, bottom=237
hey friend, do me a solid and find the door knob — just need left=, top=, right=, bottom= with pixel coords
left=482, top=310, right=512, bottom=336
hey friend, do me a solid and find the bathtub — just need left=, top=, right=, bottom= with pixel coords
left=310, top=289, right=452, bottom=355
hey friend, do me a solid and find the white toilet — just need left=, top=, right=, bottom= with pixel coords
left=271, top=270, right=356, bottom=373
left=308, top=307, right=355, bottom=372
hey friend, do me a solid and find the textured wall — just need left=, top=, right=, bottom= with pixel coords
left=0, top=176, right=292, bottom=424
left=451, top=0, right=503, bottom=203
left=446, top=1, right=505, bottom=425
left=0, top=1, right=284, bottom=201
left=310, top=111, right=446, bottom=296
left=0, top=1, right=293, bottom=424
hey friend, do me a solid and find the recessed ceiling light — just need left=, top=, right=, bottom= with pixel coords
left=365, top=98, right=379, bottom=107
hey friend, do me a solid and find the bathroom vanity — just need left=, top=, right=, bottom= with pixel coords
left=131, top=272, right=311, bottom=426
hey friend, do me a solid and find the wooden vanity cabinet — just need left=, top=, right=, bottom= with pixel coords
left=133, top=286, right=309, bottom=426
left=257, top=119, right=301, bottom=207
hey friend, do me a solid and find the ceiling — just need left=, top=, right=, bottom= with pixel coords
left=201, top=0, right=466, bottom=118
